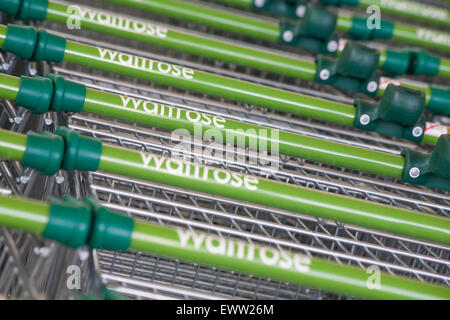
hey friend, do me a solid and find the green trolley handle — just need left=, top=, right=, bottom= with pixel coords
left=0, top=127, right=449, bottom=244
left=318, top=0, right=450, bottom=29
left=186, top=0, right=450, bottom=52
left=0, top=194, right=449, bottom=300
left=98, top=0, right=450, bottom=52
left=3, top=72, right=450, bottom=190
left=0, top=24, right=449, bottom=144
left=2, top=1, right=449, bottom=99
left=0, top=72, right=409, bottom=179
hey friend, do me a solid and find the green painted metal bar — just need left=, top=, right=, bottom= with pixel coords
left=391, top=23, right=450, bottom=53
left=0, top=128, right=449, bottom=244
left=61, top=39, right=356, bottom=126
left=103, top=0, right=281, bottom=42
left=105, top=0, right=450, bottom=52
left=335, top=16, right=450, bottom=53
left=82, top=87, right=405, bottom=178
left=0, top=24, right=6, bottom=47
left=98, top=143, right=450, bottom=244
left=0, top=24, right=447, bottom=144
left=45, top=1, right=450, bottom=87
left=1, top=194, right=449, bottom=300
left=130, top=220, right=450, bottom=300
left=0, top=195, right=49, bottom=234
left=439, top=58, right=450, bottom=78
left=214, top=0, right=253, bottom=7
left=0, top=129, right=27, bottom=162
left=59, top=38, right=450, bottom=145
left=0, top=72, right=406, bottom=178
left=0, top=73, right=20, bottom=101
left=0, top=25, right=448, bottom=144
left=45, top=0, right=316, bottom=81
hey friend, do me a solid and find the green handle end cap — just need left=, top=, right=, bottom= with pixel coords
left=0, top=0, right=22, bottom=16
left=18, top=0, right=48, bottom=21
left=33, top=30, right=66, bottom=62
left=382, top=50, right=411, bottom=76
left=45, top=74, right=86, bottom=112
left=55, top=127, right=102, bottom=172
left=411, top=51, right=440, bottom=77
left=427, top=86, right=450, bottom=117
left=16, top=76, right=53, bottom=114
left=401, top=135, right=450, bottom=191
left=44, top=197, right=92, bottom=248
left=3, top=24, right=38, bottom=60
left=21, top=131, right=64, bottom=175
left=83, top=197, right=134, bottom=251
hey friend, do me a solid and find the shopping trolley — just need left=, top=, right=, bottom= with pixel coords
left=0, top=0, right=449, bottom=300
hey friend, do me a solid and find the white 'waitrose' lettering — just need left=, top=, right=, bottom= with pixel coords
left=119, top=95, right=226, bottom=128
left=139, top=153, right=259, bottom=191
left=380, top=0, right=447, bottom=21
left=417, top=29, right=450, bottom=46
left=176, top=229, right=311, bottom=273
left=76, top=6, right=168, bottom=38
left=98, top=47, right=195, bottom=79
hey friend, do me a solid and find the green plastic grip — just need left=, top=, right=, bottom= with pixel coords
left=279, top=5, right=339, bottom=54
left=55, top=127, right=102, bottom=172
left=401, top=135, right=450, bottom=191
left=0, top=0, right=22, bottom=16
left=21, top=131, right=64, bottom=175
left=44, top=197, right=92, bottom=248
left=410, top=51, right=440, bottom=77
left=3, top=24, right=66, bottom=62
left=15, top=76, right=53, bottom=114
left=84, top=197, right=134, bottom=251
left=44, top=196, right=134, bottom=250
left=428, top=86, right=450, bottom=116
left=45, top=74, right=86, bottom=112
left=382, top=49, right=441, bottom=77
left=3, top=24, right=37, bottom=59
left=348, top=16, right=394, bottom=40
left=354, top=84, right=426, bottom=142
left=381, top=50, right=411, bottom=76
left=33, top=29, right=66, bottom=62
left=0, top=0, right=48, bottom=20
left=315, top=42, right=380, bottom=95
left=20, top=127, right=101, bottom=174
left=18, top=0, right=48, bottom=20
left=14, top=74, right=86, bottom=114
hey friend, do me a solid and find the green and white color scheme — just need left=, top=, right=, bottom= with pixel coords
left=0, top=127, right=449, bottom=244
left=0, top=23, right=449, bottom=146
left=0, top=193, right=450, bottom=299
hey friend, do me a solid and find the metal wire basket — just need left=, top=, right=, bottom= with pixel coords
left=0, top=0, right=449, bottom=300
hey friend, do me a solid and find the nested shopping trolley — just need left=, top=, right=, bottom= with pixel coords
left=0, top=0, right=449, bottom=300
